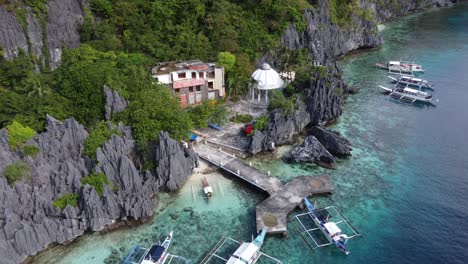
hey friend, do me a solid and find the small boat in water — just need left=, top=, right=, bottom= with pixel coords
left=304, top=198, right=351, bottom=255
left=379, top=85, right=434, bottom=104
left=388, top=75, right=433, bottom=89
left=226, top=230, right=267, bottom=264
left=376, top=61, right=424, bottom=75
left=123, top=231, right=173, bottom=264
left=202, top=177, right=213, bottom=197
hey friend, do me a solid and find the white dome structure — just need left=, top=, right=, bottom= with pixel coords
left=251, top=63, right=284, bottom=103
left=251, top=63, right=285, bottom=90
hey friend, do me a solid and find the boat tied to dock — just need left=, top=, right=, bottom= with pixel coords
left=292, top=198, right=361, bottom=255
left=376, top=60, right=424, bottom=75
left=388, top=75, right=433, bottom=90
left=200, top=230, right=282, bottom=264
left=379, top=85, right=435, bottom=104
left=122, top=231, right=190, bottom=264
left=202, top=177, right=213, bottom=197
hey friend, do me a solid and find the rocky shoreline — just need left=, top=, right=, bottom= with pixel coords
left=0, top=0, right=458, bottom=263
left=0, top=109, right=197, bottom=263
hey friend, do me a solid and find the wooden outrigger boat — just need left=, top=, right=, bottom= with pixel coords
left=379, top=85, right=434, bottom=104
left=388, top=75, right=433, bottom=90
left=123, top=232, right=190, bottom=264
left=226, top=230, right=266, bottom=264
left=292, top=199, right=361, bottom=255
left=376, top=60, right=424, bottom=75
left=200, top=230, right=282, bottom=264
left=202, top=177, right=213, bottom=197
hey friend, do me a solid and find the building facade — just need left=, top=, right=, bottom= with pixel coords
left=151, top=60, right=225, bottom=107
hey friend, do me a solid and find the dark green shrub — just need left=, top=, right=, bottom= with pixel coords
left=230, top=114, right=253, bottom=124
left=23, top=145, right=40, bottom=157
left=82, top=172, right=110, bottom=196
left=268, top=90, right=296, bottom=114
left=84, top=121, right=116, bottom=159
left=6, top=121, right=36, bottom=150
left=53, top=193, right=79, bottom=210
left=254, top=116, right=269, bottom=132
left=2, top=161, right=31, bottom=186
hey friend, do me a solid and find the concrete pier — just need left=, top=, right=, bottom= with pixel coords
left=255, top=175, right=333, bottom=235
left=193, top=143, right=333, bottom=235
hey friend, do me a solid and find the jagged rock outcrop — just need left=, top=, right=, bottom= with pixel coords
left=104, top=85, right=129, bottom=121
left=290, top=136, right=336, bottom=166
left=249, top=100, right=310, bottom=154
left=0, top=0, right=87, bottom=69
left=280, top=0, right=456, bottom=125
left=151, top=131, right=198, bottom=191
left=0, top=117, right=197, bottom=263
left=310, top=126, right=352, bottom=156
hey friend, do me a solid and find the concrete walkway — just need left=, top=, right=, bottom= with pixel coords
left=192, top=143, right=333, bottom=235
left=255, top=175, right=333, bottom=236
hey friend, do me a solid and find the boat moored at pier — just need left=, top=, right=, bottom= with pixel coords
left=123, top=231, right=189, bottom=264
left=226, top=229, right=266, bottom=264
left=376, top=60, right=424, bottom=75
left=388, top=75, right=433, bottom=89
left=379, top=85, right=434, bottom=104
left=202, top=177, right=213, bottom=197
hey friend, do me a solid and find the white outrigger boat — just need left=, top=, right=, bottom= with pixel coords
left=388, top=75, right=433, bottom=89
left=379, top=85, right=434, bottom=104
left=123, top=232, right=190, bottom=264
left=292, top=199, right=361, bottom=255
left=200, top=230, right=282, bottom=264
left=226, top=230, right=266, bottom=264
left=376, top=60, right=424, bottom=75
left=202, top=177, right=213, bottom=197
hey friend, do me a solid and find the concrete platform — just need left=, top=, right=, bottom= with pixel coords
left=192, top=143, right=333, bottom=236
left=255, top=175, right=333, bottom=236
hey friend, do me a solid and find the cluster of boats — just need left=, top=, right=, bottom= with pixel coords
left=122, top=197, right=359, bottom=264
left=376, top=60, right=436, bottom=104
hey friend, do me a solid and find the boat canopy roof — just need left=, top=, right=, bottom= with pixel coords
left=401, top=76, right=423, bottom=82
left=403, top=87, right=428, bottom=95
left=324, top=222, right=342, bottom=235
left=227, top=242, right=259, bottom=264
left=389, top=61, right=400, bottom=65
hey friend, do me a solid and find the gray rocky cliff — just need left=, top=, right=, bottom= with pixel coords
left=0, top=0, right=87, bottom=69
left=290, top=135, right=336, bottom=166
left=280, top=0, right=456, bottom=125
left=104, top=85, right=129, bottom=121
left=0, top=117, right=197, bottom=263
left=249, top=99, right=310, bottom=154
left=310, top=126, right=352, bottom=156
left=150, top=131, right=199, bottom=192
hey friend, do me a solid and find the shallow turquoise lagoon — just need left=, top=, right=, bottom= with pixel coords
left=33, top=3, right=468, bottom=264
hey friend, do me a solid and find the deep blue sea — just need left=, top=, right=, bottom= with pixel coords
left=33, top=3, right=468, bottom=264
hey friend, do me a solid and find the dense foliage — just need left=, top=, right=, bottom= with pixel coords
left=2, top=161, right=31, bottom=186
left=82, top=172, right=111, bottom=196
left=84, top=121, right=121, bottom=159
left=53, top=193, right=79, bottom=210
left=230, top=114, right=254, bottom=124
left=23, top=145, right=40, bottom=157
left=6, top=121, right=36, bottom=150
left=268, top=90, right=297, bottom=114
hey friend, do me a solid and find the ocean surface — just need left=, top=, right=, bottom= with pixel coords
left=33, top=4, right=468, bottom=264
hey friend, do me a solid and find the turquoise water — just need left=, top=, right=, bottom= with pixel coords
left=33, top=4, right=468, bottom=264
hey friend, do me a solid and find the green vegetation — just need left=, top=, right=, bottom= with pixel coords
left=23, top=145, right=40, bottom=157
left=6, top=121, right=36, bottom=150
left=82, top=172, right=110, bottom=196
left=230, top=114, right=254, bottom=124
left=53, top=193, right=79, bottom=210
left=254, top=116, right=269, bottom=132
left=118, top=86, right=192, bottom=143
left=0, top=0, right=323, bottom=146
left=2, top=161, right=31, bottom=186
left=187, top=100, right=228, bottom=129
left=84, top=121, right=121, bottom=159
left=268, top=90, right=297, bottom=114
